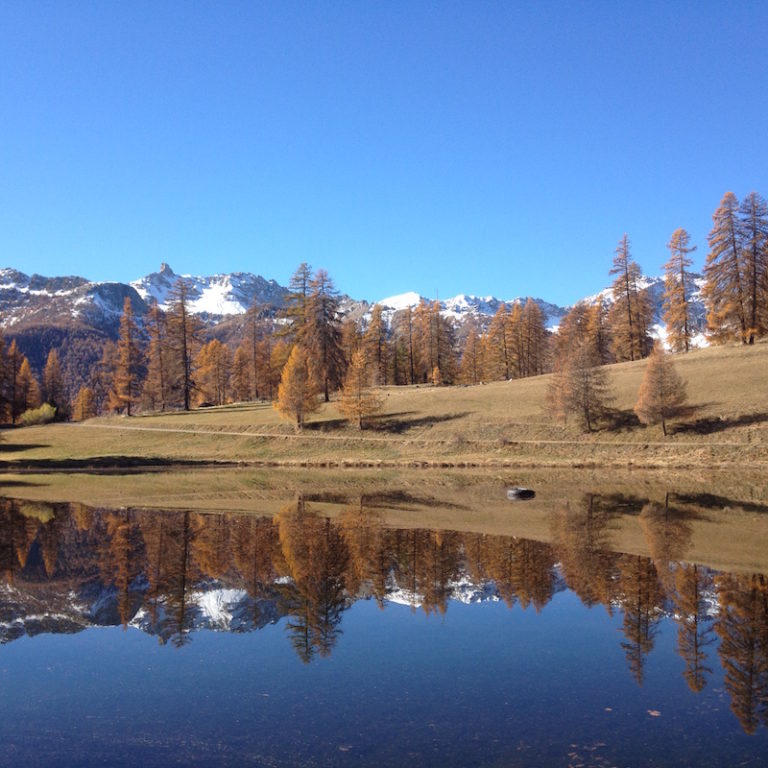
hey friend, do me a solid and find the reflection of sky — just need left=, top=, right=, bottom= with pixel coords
left=0, top=595, right=765, bottom=767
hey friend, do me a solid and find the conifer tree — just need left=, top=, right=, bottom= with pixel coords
left=6, top=340, right=26, bottom=424
left=338, top=348, right=385, bottom=430
left=274, top=344, right=319, bottom=431
left=195, top=339, right=232, bottom=406
left=305, top=269, right=345, bottom=401
left=391, top=305, right=416, bottom=384
left=549, top=338, right=612, bottom=432
left=663, top=228, right=696, bottom=352
left=16, top=357, right=41, bottom=417
left=141, top=303, right=171, bottom=412
left=282, top=262, right=313, bottom=345
left=518, top=299, right=548, bottom=377
left=609, top=234, right=651, bottom=361
left=72, top=386, right=97, bottom=421
left=231, top=344, right=251, bottom=402
left=484, top=303, right=514, bottom=380
left=702, top=192, right=748, bottom=343
left=738, top=191, right=768, bottom=343
left=167, top=279, right=202, bottom=410
left=363, top=304, right=389, bottom=385
left=634, top=343, right=688, bottom=436
left=458, top=317, right=483, bottom=385
left=43, top=349, right=67, bottom=417
left=108, top=297, right=144, bottom=416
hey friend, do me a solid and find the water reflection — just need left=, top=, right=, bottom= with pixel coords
left=1, top=492, right=767, bottom=734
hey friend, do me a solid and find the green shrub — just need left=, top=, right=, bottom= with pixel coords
left=20, top=402, right=57, bottom=426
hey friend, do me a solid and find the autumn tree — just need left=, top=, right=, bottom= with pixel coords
left=16, top=357, right=41, bottom=417
left=549, top=337, right=612, bottom=432
left=274, top=344, right=319, bottom=431
left=42, top=348, right=68, bottom=418
left=517, top=299, right=548, bottom=377
left=107, top=297, right=144, bottom=415
left=702, top=192, right=748, bottom=343
left=391, top=305, right=416, bottom=385
left=337, top=348, right=385, bottom=430
left=194, top=339, right=232, bottom=406
left=483, top=303, right=514, bottom=380
left=72, top=386, right=97, bottom=421
left=281, top=262, right=313, bottom=345
left=231, top=344, right=251, bottom=402
left=458, top=317, right=483, bottom=385
left=634, top=343, right=688, bottom=436
left=141, top=303, right=172, bottom=412
left=5, top=340, right=25, bottom=424
left=363, top=304, right=389, bottom=385
left=663, top=228, right=697, bottom=352
left=167, top=279, right=203, bottom=410
left=609, top=234, right=652, bottom=361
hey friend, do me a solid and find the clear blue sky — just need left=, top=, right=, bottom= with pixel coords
left=2, top=1, right=768, bottom=305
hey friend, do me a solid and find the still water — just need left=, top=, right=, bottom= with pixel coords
left=0, top=489, right=766, bottom=767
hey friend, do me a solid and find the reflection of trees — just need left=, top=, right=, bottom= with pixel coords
left=552, top=495, right=620, bottom=610
left=673, top=564, right=715, bottom=692
left=276, top=500, right=350, bottom=663
left=0, top=489, right=766, bottom=734
left=715, top=573, right=768, bottom=734
left=141, top=510, right=202, bottom=647
left=617, top=554, right=665, bottom=685
left=639, top=497, right=693, bottom=593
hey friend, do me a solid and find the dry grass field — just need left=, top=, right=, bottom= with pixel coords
left=2, top=339, right=767, bottom=470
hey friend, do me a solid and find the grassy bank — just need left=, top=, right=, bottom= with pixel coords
left=2, top=340, right=767, bottom=470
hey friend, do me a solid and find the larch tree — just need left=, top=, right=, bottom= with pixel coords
left=282, top=262, right=313, bottom=345
left=72, top=386, right=97, bottom=421
left=609, top=234, right=652, bottom=361
left=549, top=337, right=612, bottom=433
left=363, top=304, right=389, bottom=385
left=142, top=303, right=171, bottom=412
left=518, top=299, right=548, bottom=377
left=108, top=297, right=144, bottom=416
left=663, top=228, right=697, bottom=352
left=634, top=343, right=689, bottom=437
left=483, top=303, right=514, bottom=381
left=274, top=344, right=319, bottom=431
left=195, top=339, right=232, bottom=406
left=231, top=344, right=252, bottom=402
left=391, top=305, right=416, bottom=385
left=738, top=191, right=768, bottom=343
left=6, top=340, right=26, bottom=424
left=702, top=191, right=748, bottom=343
left=305, top=269, right=345, bottom=402
left=16, top=357, right=41, bottom=417
left=43, top=348, right=67, bottom=418
left=337, top=348, right=385, bottom=430
left=167, top=279, right=203, bottom=410
left=458, top=317, right=483, bottom=385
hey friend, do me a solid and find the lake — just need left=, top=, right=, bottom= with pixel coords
left=0, top=482, right=766, bottom=767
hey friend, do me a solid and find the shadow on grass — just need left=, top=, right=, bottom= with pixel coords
left=671, top=411, right=768, bottom=436
left=671, top=492, right=768, bottom=514
left=301, top=489, right=470, bottom=511
left=0, top=443, right=50, bottom=453
left=0, top=456, right=238, bottom=474
left=368, top=411, right=470, bottom=434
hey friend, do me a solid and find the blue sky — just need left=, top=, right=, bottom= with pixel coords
left=2, top=1, right=768, bottom=305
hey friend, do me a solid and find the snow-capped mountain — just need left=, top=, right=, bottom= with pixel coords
left=130, top=263, right=288, bottom=320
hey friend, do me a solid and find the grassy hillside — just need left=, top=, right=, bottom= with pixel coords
left=2, top=339, right=767, bottom=470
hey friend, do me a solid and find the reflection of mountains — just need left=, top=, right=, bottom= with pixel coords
left=1, top=493, right=767, bottom=733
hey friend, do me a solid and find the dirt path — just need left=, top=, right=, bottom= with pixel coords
left=76, top=421, right=752, bottom=448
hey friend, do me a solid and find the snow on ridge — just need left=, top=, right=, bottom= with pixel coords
left=376, top=291, right=423, bottom=310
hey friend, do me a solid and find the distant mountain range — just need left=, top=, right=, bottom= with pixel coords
left=1, top=261, right=708, bottom=331
left=0, top=262, right=709, bottom=385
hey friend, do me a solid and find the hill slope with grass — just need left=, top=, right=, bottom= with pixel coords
left=2, top=340, right=767, bottom=471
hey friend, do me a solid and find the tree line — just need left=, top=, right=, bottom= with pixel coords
left=0, top=189, right=765, bottom=426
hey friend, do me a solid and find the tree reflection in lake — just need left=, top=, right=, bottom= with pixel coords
left=0, top=490, right=767, bottom=734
